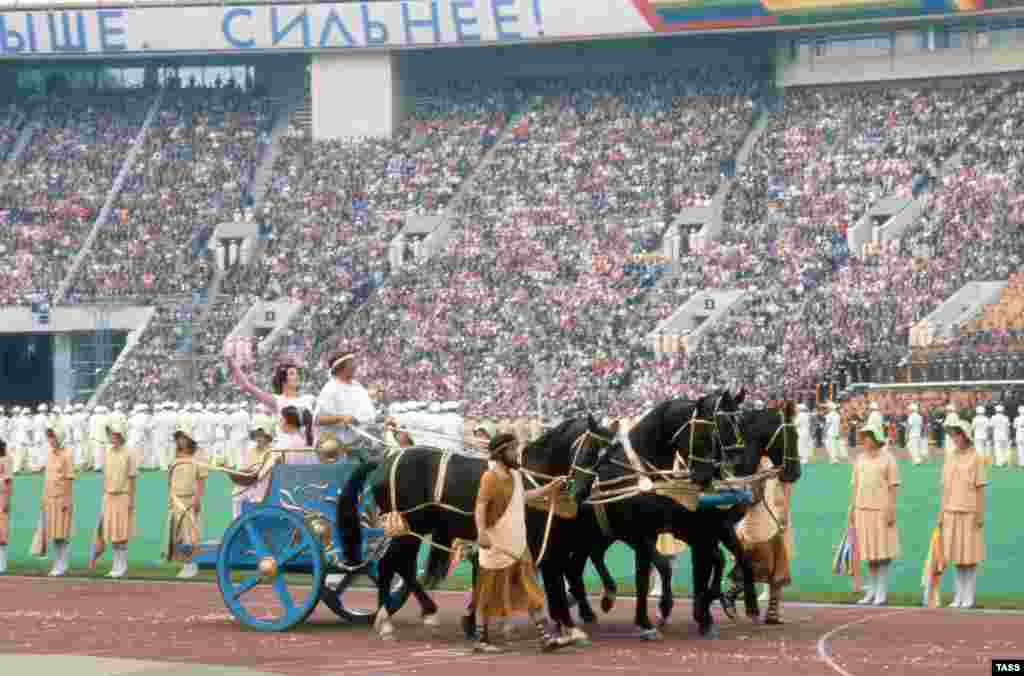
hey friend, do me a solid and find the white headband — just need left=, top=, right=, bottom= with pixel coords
left=330, top=354, right=355, bottom=371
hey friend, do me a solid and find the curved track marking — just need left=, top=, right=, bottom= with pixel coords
left=817, top=609, right=910, bottom=676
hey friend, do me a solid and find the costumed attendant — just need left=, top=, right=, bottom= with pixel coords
left=166, top=428, right=207, bottom=579
left=231, top=424, right=275, bottom=519
left=724, top=455, right=793, bottom=623
left=279, top=406, right=317, bottom=465
left=848, top=424, right=901, bottom=605
left=0, top=439, right=10, bottom=573
left=460, top=419, right=495, bottom=638
left=97, top=420, right=137, bottom=578
left=936, top=419, right=987, bottom=609
left=315, top=351, right=377, bottom=463
left=472, top=433, right=568, bottom=653
left=37, top=428, right=75, bottom=576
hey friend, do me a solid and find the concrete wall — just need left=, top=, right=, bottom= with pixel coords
left=0, top=305, right=148, bottom=334
left=311, top=51, right=406, bottom=139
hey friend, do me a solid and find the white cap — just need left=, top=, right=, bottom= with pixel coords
left=76, top=403, right=85, bottom=411
left=977, top=405, right=985, bottom=414
left=753, top=399, right=765, bottom=410
left=797, top=403, right=807, bottom=410
left=37, top=403, right=48, bottom=412
left=140, top=403, right=150, bottom=411
left=96, top=405, right=108, bottom=413
left=996, top=404, right=1004, bottom=412
left=114, top=402, right=123, bottom=410
left=428, top=402, right=442, bottom=414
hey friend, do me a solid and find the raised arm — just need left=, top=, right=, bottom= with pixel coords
left=227, top=357, right=278, bottom=413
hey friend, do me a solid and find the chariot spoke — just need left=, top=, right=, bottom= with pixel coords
left=273, top=575, right=296, bottom=611
left=244, top=522, right=269, bottom=557
left=278, top=542, right=310, bottom=566
left=231, top=575, right=262, bottom=600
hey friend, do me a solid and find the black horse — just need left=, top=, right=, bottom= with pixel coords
left=337, top=415, right=614, bottom=642
left=557, top=391, right=749, bottom=637
left=570, top=401, right=803, bottom=637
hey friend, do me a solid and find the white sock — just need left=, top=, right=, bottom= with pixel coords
left=859, top=573, right=876, bottom=601
left=0, top=545, right=7, bottom=572
left=951, top=567, right=964, bottom=606
left=964, top=567, right=977, bottom=608
left=874, top=564, right=888, bottom=604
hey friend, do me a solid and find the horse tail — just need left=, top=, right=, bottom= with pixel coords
left=338, top=460, right=381, bottom=566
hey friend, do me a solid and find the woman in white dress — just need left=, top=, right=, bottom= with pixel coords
left=226, top=354, right=316, bottom=441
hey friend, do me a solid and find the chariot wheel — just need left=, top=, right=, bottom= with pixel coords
left=216, top=505, right=325, bottom=632
left=319, top=486, right=409, bottom=622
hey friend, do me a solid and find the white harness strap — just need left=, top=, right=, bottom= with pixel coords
left=434, top=451, right=452, bottom=504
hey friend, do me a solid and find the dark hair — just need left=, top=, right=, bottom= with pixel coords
left=281, top=406, right=314, bottom=446
left=271, top=364, right=299, bottom=395
left=0, top=439, right=6, bottom=457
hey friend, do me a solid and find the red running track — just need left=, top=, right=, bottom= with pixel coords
left=0, top=577, right=1021, bottom=675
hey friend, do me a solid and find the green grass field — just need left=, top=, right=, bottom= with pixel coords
left=4, top=458, right=1023, bottom=608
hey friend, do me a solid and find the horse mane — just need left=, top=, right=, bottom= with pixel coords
left=527, top=417, right=583, bottom=453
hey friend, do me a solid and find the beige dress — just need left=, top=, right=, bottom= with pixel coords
left=0, top=456, right=11, bottom=544
left=43, top=449, right=75, bottom=541
left=851, top=450, right=901, bottom=562
left=474, top=469, right=546, bottom=620
left=165, top=457, right=208, bottom=562
left=102, top=445, right=138, bottom=544
left=941, top=450, right=987, bottom=565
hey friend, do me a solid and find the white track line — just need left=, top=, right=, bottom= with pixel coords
left=817, top=609, right=909, bottom=676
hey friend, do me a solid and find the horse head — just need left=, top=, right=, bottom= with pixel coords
left=564, top=414, right=617, bottom=504
left=741, top=400, right=802, bottom=483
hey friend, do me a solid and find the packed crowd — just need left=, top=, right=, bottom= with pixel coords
left=302, top=65, right=769, bottom=416
left=0, top=95, right=151, bottom=305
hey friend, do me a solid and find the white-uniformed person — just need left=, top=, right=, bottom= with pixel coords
left=1014, top=405, right=1024, bottom=468
left=154, top=402, right=178, bottom=471
left=906, top=402, right=926, bottom=465
left=795, top=403, right=812, bottom=463
left=991, top=404, right=1011, bottom=468
left=943, top=403, right=961, bottom=460
left=67, top=404, right=84, bottom=469
left=109, top=401, right=128, bottom=436
left=90, top=404, right=111, bottom=471
left=252, top=403, right=274, bottom=442
left=315, top=351, right=377, bottom=461
left=128, top=403, right=152, bottom=469
left=32, top=403, right=50, bottom=472
left=212, top=403, right=230, bottom=467
left=11, top=408, right=28, bottom=473
left=228, top=403, right=251, bottom=469
left=972, top=405, right=991, bottom=464
left=866, top=401, right=884, bottom=434
left=0, top=407, right=8, bottom=450
left=192, top=403, right=214, bottom=463
left=825, top=402, right=842, bottom=463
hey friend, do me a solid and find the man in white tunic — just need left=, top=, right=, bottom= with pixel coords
left=1014, top=405, right=1024, bottom=468
left=315, top=351, right=377, bottom=462
left=795, top=403, right=812, bottom=463
left=906, top=402, right=926, bottom=465
left=825, top=402, right=842, bottom=464
left=972, top=405, right=991, bottom=464
left=13, top=408, right=32, bottom=474
left=991, top=404, right=1011, bottom=468
left=211, top=404, right=230, bottom=466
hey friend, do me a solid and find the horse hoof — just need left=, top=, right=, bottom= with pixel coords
left=698, top=625, right=719, bottom=639
left=656, top=614, right=670, bottom=628
left=748, top=612, right=761, bottom=624
left=423, top=613, right=440, bottom=628
left=568, top=627, right=591, bottom=647
left=579, top=608, right=597, bottom=624
left=637, top=628, right=662, bottom=641
left=600, top=596, right=616, bottom=613
left=461, top=615, right=477, bottom=639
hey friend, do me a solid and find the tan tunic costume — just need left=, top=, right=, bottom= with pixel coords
left=0, top=456, right=11, bottom=544
left=941, top=450, right=987, bottom=565
left=474, top=469, right=546, bottom=619
left=734, top=457, right=791, bottom=587
left=165, top=457, right=208, bottom=562
left=43, top=448, right=75, bottom=540
left=851, top=450, right=901, bottom=561
left=102, top=445, right=138, bottom=544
